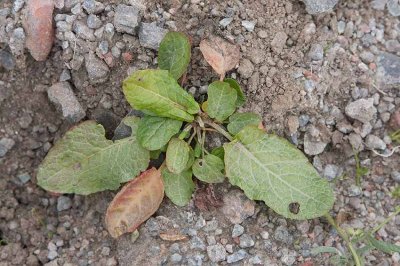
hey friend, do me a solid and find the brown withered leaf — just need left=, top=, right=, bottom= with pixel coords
left=159, top=231, right=188, bottom=241
left=105, top=168, right=164, bottom=238
left=199, top=36, right=240, bottom=80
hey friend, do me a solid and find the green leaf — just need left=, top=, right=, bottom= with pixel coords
left=392, top=186, right=400, bottom=199
left=150, top=149, right=162, bottom=160
left=37, top=118, right=150, bottom=195
left=185, top=147, right=195, bottom=170
left=310, top=246, right=341, bottom=256
left=192, top=154, right=225, bottom=183
left=211, top=147, right=224, bottom=160
left=366, top=235, right=400, bottom=254
left=123, top=69, right=199, bottom=122
left=227, top=112, right=261, bottom=135
left=137, top=115, right=182, bottom=151
left=158, top=32, right=191, bottom=80
left=162, top=168, right=195, bottom=206
left=206, top=81, right=237, bottom=122
left=224, top=78, right=246, bottom=107
left=224, top=126, right=334, bottom=219
left=194, top=142, right=202, bottom=158
left=166, top=138, right=190, bottom=174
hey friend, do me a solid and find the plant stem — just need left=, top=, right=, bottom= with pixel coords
left=325, top=213, right=362, bottom=266
left=204, top=120, right=233, bottom=141
left=370, top=206, right=400, bottom=235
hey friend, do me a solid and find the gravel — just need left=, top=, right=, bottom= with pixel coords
left=237, top=58, right=254, bottom=79
left=308, top=43, right=324, bottom=61
left=226, top=249, right=248, bottom=263
left=206, top=244, right=226, bottom=263
left=138, top=22, right=168, bottom=50
left=345, top=98, right=377, bottom=123
left=221, top=190, right=255, bottom=224
left=391, top=171, right=400, bottom=183
left=114, top=4, right=140, bottom=34
left=376, top=52, right=400, bottom=87
left=365, top=135, right=386, bottom=150
left=57, top=196, right=72, bottom=212
left=87, top=14, right=102, bottom=29
left=302, top=0, right=339, bottom=14
left=47, top=82, right=86, bottom=122
left=85, top=52, right=110, bottom=84
left=0, top=49, right=15, bottom=70
left=239, top=234, right=255, bottom=248
left=0, top=137, right=15, bottom=157
left=241, top=20, right=256, bottom=32
left=232, top=224, right=245, bottom=238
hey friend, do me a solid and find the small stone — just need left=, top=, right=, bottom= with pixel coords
left=9, top=28, right=26, bottom=56
left=257, top=30, right=268, bottom=39
left=114, top=4, right=140, bottom=34
left=57, top=196, right=72, bottom=211
left=232, top=224, right=244, bottom=238
left=219, top=17, right=233, bottom=28
left=388, top=0, right=400, bottom=16
left=274, top=225, right=293, bottom=245
left=391, top=171, right=400, bottom=183
left=303, top=132, right=328, bottom=156
left=348, top=184, right=362, bottom=196
left=87, top=14, right=102, bottom=29
left=239, top=234, right=254, bottom=248
left=260, top=231, right=269, bottom=239
left=0, top=138, right=15, bottom=157
left=302, top=0, right=339, bottom=14
left=241, top=20, right=256, bottom=32
left=24, top=0, right=54, bottom=61
left=249, top=256, right=262, bottom=265
left=281, top=248, right=297, bottom=265
left=190, top=236, right=206, bottom=250
left=82, top=0, right=104, bottom=14
left=85, top=52, right=110, bottom=84
left=348, top=133, right=363, bottom=151
left=360, top=51, right=375, bottom=64
left=323, top=164, right=342, bottom=181
left=238, top=58, right=254, bottom=79
left=337, top=21, right=346, bottom=34
left=98, top=40, right=109, bottom=55
left=111, top=46, right=121, bottom=58
left=0, top=49, right=16, bottom=70
left=13, top=0, right=25, bottom=13
left=345, top=98, right=377, bottom=123
left=138, top=22, right=168, bottom=50
left=170, top=253, right=182, bottom=264
left=47, top=250, right=58, bottom=261
left=59, top=69, right=71, bottom=82
left=227, top=249, right=248, bottom=263
left=308, top=43, right=324, bottom=61
left=371, top=0, right=387, bottom=10
left=222, top=190, right=255, bottom=224
left=71, top=3, right=82, bottom=14
left=17, top=173, right=31, bottom=184
left=207, top=244, right=226, bottom=263
left=73, top=21, right=95, bottom=41
left=365, top=135, right=386, bottom=150
left=271, top=31, right=288, bottom=53
left=47, top=82, right=86, bottom=122
left=377, top=52, right=400, bottom=88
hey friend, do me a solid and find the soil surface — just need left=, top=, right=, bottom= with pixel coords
left=1, top=0, right=400, bottom=265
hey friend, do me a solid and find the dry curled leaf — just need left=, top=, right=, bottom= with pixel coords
left=199, top=36, right=240, bottom=80
left=105, top=168, right=164, bottom=238
left=159, top=231, right=188, bottom=241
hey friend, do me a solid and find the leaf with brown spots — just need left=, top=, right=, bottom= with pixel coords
left=199, top=36, right=240, bottom=80
left=105, top=168, right=164, bottom=238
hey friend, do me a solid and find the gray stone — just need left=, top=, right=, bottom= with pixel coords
left=391, top=171, right=400, bottom=183
left=57, top=196, right=72, bottom=211
left=190, top=236, right=206, bottom=250
left=303, top=132, right=327, bottom=156
left=9, top=28, right=26, bottom=56
left=239, top=234, right=254, bottom=248
left=114, top=4, right=140, bottom=34
left=47, top=250, right=58, bottom=261
left=365, top=135, right=386, bottom=150
left=249, top=256, right=263, bottom=264
left=207, top=244, right=226, bottom=263
left=82, top=0, right=104, bottom=14
left=47, top=82, right=86, bottom=122
left=323, top=164, right=342, bottom=181
left=308, top=43, right=324, bottom=61
left=377, top=53, right=400, bottom=88
left=238, top=58, right=254, bottom=79
left=227, top=249, right=248, bottom=263
left=388, top=0, right=400, bottom=16
left=56, top=21, right=72, bottom=32
left=17, top=173, right=31, bottom=184
left=302, top=0, right=339, bottom=14
left=98, top=40, right=109, bottom=55
left=337, top=21, right=346, bottom=34
left=111, top=46, right=121, bottom=58
left=73, top=21, right=95, bottom=41
left=222, top=190, right=255, bottom=224
left=371, top=0, right=387, bottom=10
left=232, top=224, right=244, bottom=238
left=348, top=133, right=363, bottom=151
left=360, top=51, right=375, bottom=64
left=274, top=225, right=293, bottom=245
left=60, top=69, right=71, bottom=82
left=71, top=3, right=82, bottom=15
left=0, top=50, right=15, bottom=70
left=0, top=138, right=15, bottom=157
left=345, top=98, right=377, bottom=123
left=385, top=40, right=400, bottom=53
left=87, top=14, right=102, bottom=29
left=348, top=184, right=362, bottom=196
left=219, top=17, right=233, bottom=28
left=170, top=253, right=182, bottom=264
left=138, top=22, right=168, bottom=50
left=271, top=31, right=288, bottom=53
left=241, top=20, right=256, bottom=32
left=85, top=52, right=109, bottom=84
left=13, top=0, right=25, bottom=13
left=281, top=248, right=297, bottom=265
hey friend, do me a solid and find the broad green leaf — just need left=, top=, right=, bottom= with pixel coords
left=366, top=235, right=400, bottom=254
left=185, top=147, right=195, bottom=170
left=211, top=147, right=224, bottom=160
left=224, top=126, right=334, bottom=219
left=192, top=154, right=225, bottom=183
left=137, top=115, right=182, bottom=151
left=224, top=78, right=246, bottom=107
left=150, top=149, right=162, bottom=159
left=207, top=81, right=237, bottom=122
left=123, top=70, right=200, bottom=122
left=166, top=138, right=190, bottom=174
left=158, top=32, right=191, bottom=80
left=37, top=118, right=150, bottom=195
left=162, top=168, right=195, bottom=206
left=227, top=112, right=261, bottom=135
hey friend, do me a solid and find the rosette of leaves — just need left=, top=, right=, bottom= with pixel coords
left=37, top=32, right=335, bottom=239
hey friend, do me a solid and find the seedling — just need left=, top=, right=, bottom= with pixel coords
left=354, top=151, right=368, bottom=187
left=37, top=32, right=334, bottom=238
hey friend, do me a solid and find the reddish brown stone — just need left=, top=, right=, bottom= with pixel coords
left=389, top=108, right=400, bottom=130
left=24, top=0, right=54, bottom=61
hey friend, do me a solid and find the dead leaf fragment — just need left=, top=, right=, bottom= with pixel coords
left=159, top=231, right=188, bottom=241
left=105, top=168, right=164, bottom=238
left=199, top=36, right=240, bottom=80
